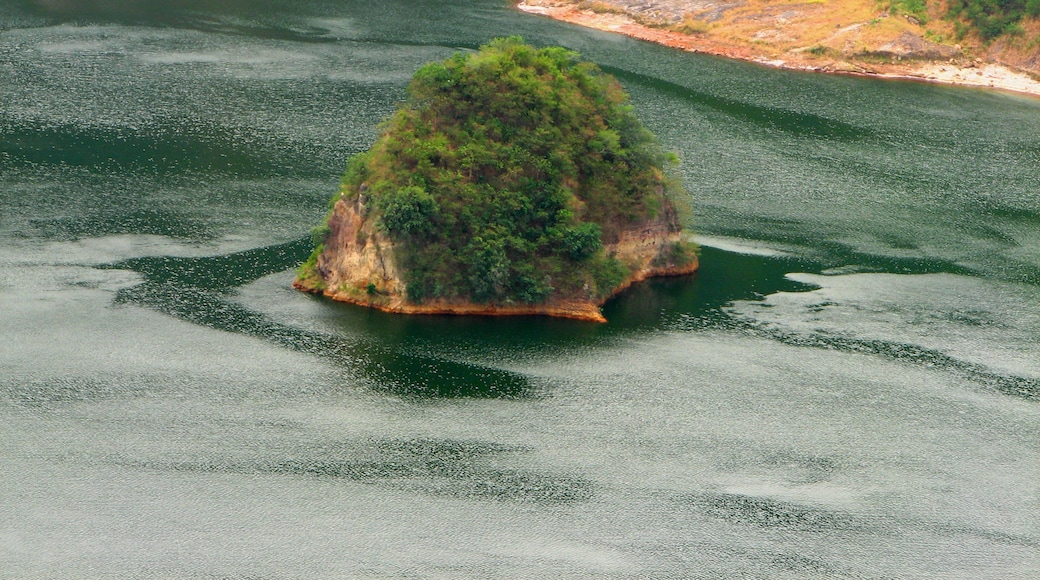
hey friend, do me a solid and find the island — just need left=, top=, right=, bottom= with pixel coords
left=294, top=38, right=698, bottom=322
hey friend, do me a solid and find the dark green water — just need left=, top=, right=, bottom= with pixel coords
left=2, top=1, right=1038, bottom=577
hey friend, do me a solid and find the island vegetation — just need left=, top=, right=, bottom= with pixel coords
left=295, top=37, right=697, bottom=321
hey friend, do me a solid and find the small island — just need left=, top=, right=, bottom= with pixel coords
left=294, top=37, right=698, bottom=322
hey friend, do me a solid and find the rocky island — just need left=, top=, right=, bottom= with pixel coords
left=294, top=38, right=698, bottom=322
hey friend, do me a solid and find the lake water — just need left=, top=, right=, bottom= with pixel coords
left=2, top=1, right=1038, bottom=577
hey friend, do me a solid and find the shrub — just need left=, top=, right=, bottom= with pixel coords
left=672, top=16, right=710, bottom=35
left=377, top=185, right=438, bottom=237
left=889, top=0, right=929, bottom=23
left=590, top=255, right=630, bottom=299
left=296, top=244, right=325, bottom=290
left=309, top=224, right=331, bottom=247
left=946, top=0, right=1039, bottom=40
left=561, top=222, right=602, bottom=261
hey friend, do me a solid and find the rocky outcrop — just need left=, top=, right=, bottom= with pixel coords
left=606, top=202, right=696, bottom=285
left=986, top=22, right=1040, bottom=78
left=311, top=194, right=401, bottom=297
left=294, top=194, right=698, bottom=323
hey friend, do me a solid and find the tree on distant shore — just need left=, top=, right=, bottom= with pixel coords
left=945, top=0, right=1040, bottom=39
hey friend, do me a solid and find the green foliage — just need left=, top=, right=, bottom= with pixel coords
left=561, top=222, right=602, bottom=261
left=654, top=240, right=699, bottom=268
left=340, top=150, right=372, bottom=196
left=578, top=1, right=627, bottom=15
left=377, top=185, right=439, bottom=236
left=309, top=224, right=331, bottom=247
left=296, top=243, right=325, bottom=290
left=672, top=17, right=711, bottom=35
left=889, top=0, right=929, bottom=23
left=336, top=37, right=686, bottom=305
left=589, top=255, right=630, bottom=299
left=946, top=0, right=1040, bottom=40
left=464, top=236, right=510, bottom=302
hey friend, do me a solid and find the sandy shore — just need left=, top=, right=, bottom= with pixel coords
left=518, top=2, right=1040, bottom=99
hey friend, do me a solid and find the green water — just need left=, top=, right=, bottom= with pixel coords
left=2, top=1, right=1038, bottom=577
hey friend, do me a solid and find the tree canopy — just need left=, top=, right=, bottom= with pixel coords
left=334, top=37, right=691, bottom=304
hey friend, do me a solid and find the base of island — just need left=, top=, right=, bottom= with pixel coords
left=294, top=255, right=698, bottom=323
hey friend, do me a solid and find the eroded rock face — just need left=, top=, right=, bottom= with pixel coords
left=295, top=194, right=697, bottom=323
left=606, top=202, right=693, bottom=283
left=313, top=194, right=401, bottom=300
left=988, top=31, right=1040, bottom=77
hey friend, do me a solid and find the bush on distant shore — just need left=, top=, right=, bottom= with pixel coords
left=946, top=0, right=1040, bottom=40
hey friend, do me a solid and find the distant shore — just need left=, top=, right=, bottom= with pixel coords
left=517, top=1, right=1040, bottom=99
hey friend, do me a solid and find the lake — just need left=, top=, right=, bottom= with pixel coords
left=1, top=0, right=1038, bottom=577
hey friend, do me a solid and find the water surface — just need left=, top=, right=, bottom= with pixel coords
left=2, top=1, right=1038, bottom=577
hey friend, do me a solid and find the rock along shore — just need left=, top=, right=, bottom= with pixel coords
left=517, top=1, right=1040, bottom=98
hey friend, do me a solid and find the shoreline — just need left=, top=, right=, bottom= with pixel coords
left=294, top=259, right=700, bottom=324
left=517, top=2, right=1040, bottom=99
